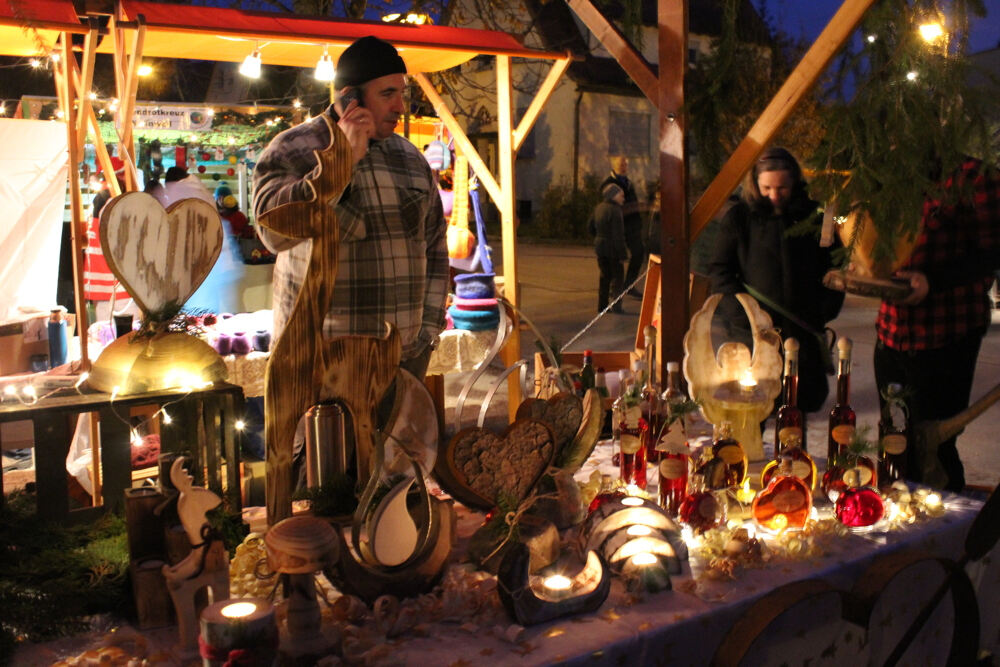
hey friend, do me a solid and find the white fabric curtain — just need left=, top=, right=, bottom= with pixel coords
left=0, top=119, right=69, bottom=320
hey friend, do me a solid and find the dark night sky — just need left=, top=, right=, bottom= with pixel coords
left=762, top=0, right=1000, bottom=53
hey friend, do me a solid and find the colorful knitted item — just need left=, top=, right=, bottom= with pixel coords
left=451, top=296, right=499, bottom=310
left=454, top=272, right=496, bottom=299
left=447, top=305, right=500, bottom=331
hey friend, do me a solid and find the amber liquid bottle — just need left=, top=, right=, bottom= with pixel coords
left=752, top=457, right=812, bottom=534
left=775, top=338, right=807, bottom=457
left=710, top=421, right=747, bottom=487
left=827, top=337, right=857, bottom=465
left=878, top=382, right=909, bottom=488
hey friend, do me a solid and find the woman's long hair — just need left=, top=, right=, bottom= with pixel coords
left=740, top=146, right=806, bottom=208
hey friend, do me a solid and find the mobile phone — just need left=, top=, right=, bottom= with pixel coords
left=337, top=87, right=362, bottom=110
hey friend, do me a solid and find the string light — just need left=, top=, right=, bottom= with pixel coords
left=87, top=91, right=98, bottom=100
left=161, top=411, right=172, bottom=425
left=292, top=99, right=302, bottom=108
left=49, top=52, right=60, bottom=63
left=29, top=58, right=40, bottom=68
left=314, top=47, right=335, bottom=82
left=0, top=104, right=6, bottom=116
left=239, top=44, right=262, bottom=79
left=906, top=71, right=919, bottom=81
left=866, top=34, right=877, bottom=43
left=206, top=108, right=215, bottom=116
left=919, top=22, right=944, bottom=44
left=234, top=420, right=246, bottom=431
left=137, top=63, right=153, bottom=77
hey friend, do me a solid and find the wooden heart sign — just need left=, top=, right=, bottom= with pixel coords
left=515, top=392, right=584, bottom=452
left=100, top=192, right=222, bottom=315
left=434, top=419, right=556, bottom=510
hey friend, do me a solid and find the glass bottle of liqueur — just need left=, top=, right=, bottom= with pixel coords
left=618, top=378, right=648, bottom=490
left=679, top=473, right=727, bottom=533
left=775, top=337, right=807, bottom=456
left=878, top=383, right=909, bottom=488
left=752, top=456, right=812, bottom=534
left=641, top=328, right=664, bottom=463
left=827, top=337, right=857, bottom=465
left=595, top=369, right=613, bottom=438
left=760, top=445, right=817, bottom=490
left=580, top=349, right=596, bottom=395
left=709, top=421, right=748, bottom=488
left=656, top=360, right=690, bottom=516
left=834, top=468, right=884, bottom=529
left=588, top=473, right=625, bottom=514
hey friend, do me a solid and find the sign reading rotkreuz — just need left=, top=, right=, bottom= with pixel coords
left=132, top=105, right=213, bottom=131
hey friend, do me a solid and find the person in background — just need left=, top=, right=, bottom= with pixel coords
left=186, top=183, right=248, bottom=314
left=706, top=146, right=844, bottom=412
left=589, top=183, right=627, bottom=314
left=600, top=155, right=645, bottom=297
left=874, top=156, right=1000, bottom=491
left=84, top=156, right=132, bottom=320
left=154, top=165, right=215, bottom=209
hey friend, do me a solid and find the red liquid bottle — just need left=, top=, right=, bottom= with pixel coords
left=619, top=401, right=648, bottom=490
left=641, top=326, right=664, bottom=463
left=679, top=473, right=726, bottom=533
left=827, top=337, right=856, bottom=466
left=878, top=382, right=909, bottom=489
left=775, top=338, right=807, bottom=457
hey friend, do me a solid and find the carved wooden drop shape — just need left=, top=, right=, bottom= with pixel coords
left=256, top=116, right=400, bottom=522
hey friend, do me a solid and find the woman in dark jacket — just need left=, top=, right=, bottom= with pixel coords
left=707, top=147, right=844, bottom=412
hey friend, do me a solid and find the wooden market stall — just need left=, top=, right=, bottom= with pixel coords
left=1, top=0, right=573, bottom=416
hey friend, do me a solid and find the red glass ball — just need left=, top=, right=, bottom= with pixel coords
left=197, top=165, right=206, bottom=173
left=834, top=486, right=884, bottom=527
left=227, top=168, right=235, bottom=176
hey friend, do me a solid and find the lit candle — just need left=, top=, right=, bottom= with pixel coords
left=739, top=367, right=757, bottom=394
left=541, top=573, right=574, bottom=601
left=622, top=552, right=671, bottom=593
left=200, top=598, right=277, bottom=667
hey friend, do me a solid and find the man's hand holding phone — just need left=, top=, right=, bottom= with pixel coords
left=335, top=86, right=373, bottom=165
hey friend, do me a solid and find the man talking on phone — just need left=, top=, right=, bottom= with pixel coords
left=253, top=35, right=447, bottom=382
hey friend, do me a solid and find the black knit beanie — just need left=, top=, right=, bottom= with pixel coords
left=334, top=36, right=407, bottom=90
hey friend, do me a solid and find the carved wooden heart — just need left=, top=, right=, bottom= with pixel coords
left=100, top=192, right=222, bottom=315
left=515, top=391, right=583, bottom=452
left=434, top=419, right=556, bottom=511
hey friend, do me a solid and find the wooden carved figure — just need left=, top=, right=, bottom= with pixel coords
left=255, top=116, right=399, bottom=523
left=162, top=456, right=230, bottom=655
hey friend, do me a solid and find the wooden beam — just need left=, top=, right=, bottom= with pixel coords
left=566, top=0, right=659, bottom=105
left=496, top=55, right=523, bottom=420
left=60, top=35, right=91, bottom=370
left=657, top=0, right=689, bottom=374
left=689, top=0, right=877, bottom=239
left=118, top=20, right=145, bottom=191
left=74, top=24, right=98, bottom=153
left=413, top=72, right=502, bottom=205
left=512, top=56, right=571, bottom=153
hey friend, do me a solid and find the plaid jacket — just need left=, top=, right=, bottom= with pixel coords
left=877, top=158, right=1000, bottom=350
left=252, top=110, right=448, bottom=361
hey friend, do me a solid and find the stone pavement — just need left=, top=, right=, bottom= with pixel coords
left=444, top=241, right=1000, bottom=490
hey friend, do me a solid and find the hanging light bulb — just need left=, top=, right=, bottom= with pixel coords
left=239, top=46, right=262, bottom=79
left=314, top=47, right=335, bottom=82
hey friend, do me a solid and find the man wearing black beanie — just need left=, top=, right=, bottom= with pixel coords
left=253, top=35, right=447, bottom=383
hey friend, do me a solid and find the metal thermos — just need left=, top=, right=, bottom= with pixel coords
left=304, top=400, right=353, bottom=489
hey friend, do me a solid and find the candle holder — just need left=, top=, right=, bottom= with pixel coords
left=199, top=598, right=278, bottom=667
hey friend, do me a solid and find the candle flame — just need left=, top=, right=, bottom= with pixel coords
left=220, top=601, right=257, bottom=618
left=543, top=574, right=572, bottom=591
left=630, top=552, right=658, bottom=566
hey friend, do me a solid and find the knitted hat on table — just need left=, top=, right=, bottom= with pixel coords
left=454, top=273, right=496, bottom=299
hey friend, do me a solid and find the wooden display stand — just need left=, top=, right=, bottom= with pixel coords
left=0, top=382, right=245, bottom=522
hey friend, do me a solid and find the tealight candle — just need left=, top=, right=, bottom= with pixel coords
left=200, top=598, right=278, bottom=667
left=739, top=368, right=757, bottom=394
left=622, top=552, right=671, bottom=593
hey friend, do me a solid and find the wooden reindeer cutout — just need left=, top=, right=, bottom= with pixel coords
left=256, top=115, right=400, bottom=523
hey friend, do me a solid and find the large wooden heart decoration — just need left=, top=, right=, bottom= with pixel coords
left=514, top=392, right=583, bottom=453
left=100, top=192, right=222, bottom=315
left=434, top=419, right=556, bottom=511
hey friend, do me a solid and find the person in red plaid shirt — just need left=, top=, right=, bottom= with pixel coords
left=874, top=156, right=1000, bottom=491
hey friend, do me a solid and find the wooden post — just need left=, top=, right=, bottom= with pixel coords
left=513, top=56, right=572, bottom=152
left=657, top=0, right=689, bottom=373
left=689, top=0, right=877, bottom=239
left=496, top=55, right=522, bottom=421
